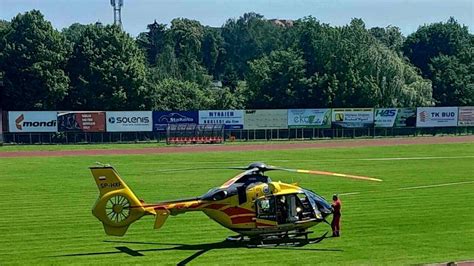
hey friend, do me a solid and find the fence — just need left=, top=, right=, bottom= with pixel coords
left=1, top=126, right=472, bottom=144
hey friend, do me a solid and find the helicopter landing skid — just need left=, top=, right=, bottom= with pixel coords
left=226, top=231, right=329, bottom=248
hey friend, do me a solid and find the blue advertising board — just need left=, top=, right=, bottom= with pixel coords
left=153, top=111, right=199, bottom=131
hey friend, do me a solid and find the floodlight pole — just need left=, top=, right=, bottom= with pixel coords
left=110, top=0, right=123, bottom=29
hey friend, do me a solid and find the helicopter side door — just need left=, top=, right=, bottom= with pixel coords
left=255, top=196, right=278, bottom=228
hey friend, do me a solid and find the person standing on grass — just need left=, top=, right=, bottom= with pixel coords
left=331, top=194, right=342, bottom=237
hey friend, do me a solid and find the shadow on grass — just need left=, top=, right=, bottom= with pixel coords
left=56, top=238, right=343, bottom=265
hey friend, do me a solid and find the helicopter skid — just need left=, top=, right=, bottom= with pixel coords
left=226, top=231, right=328, bottom=248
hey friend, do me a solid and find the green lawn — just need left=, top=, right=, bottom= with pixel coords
left=0, top=142, right=473, bottom=265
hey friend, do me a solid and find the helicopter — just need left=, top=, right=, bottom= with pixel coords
left=90, top=162, right=381, bottom=245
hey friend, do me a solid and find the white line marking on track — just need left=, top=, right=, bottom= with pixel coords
left=358, top=155, right=474, bottom=161
left=338, top=181, right=474, bottom=196
left=397, top=181, right=474, bottom=190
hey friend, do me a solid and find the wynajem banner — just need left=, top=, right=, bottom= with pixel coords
left=374, top=108, right=416, bottom=127
left=416, top=107, right=458, bottom=127
left=8, top=111, right=58, bottom=132
left=332, top=108, right=374, bottom=128
left=458, top=106, right=474, bottom=126
left=153, top=111, right=199, bottom=131
left=58, top=112, right=106, bottom=132
left=199, top=110, right=244, bottom=129
left=106, top=111, right=152, bottom=132
left=244, top=109, right=287, bottom=129
left=287, top=109, right=331, bottom=128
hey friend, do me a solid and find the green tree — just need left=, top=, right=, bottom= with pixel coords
left=403, top=18, right=473, bottom=106
left=369, top=25, right=404, bottom=53
left=0, top=10, right=69, bottom=110
left=246, top=49, right=308, bottom=108
left=136, top=20, right=167, bottom=66
left=65, top=24, right=148, bottom=110
left=150, top=78, right=214, bottom=110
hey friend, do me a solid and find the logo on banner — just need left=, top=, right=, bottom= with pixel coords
left=108, top=116, right=149, bottom=124
left=335, top=113, right=344, bottom=121
left=376, top=109, right=396, bottom=117
left=15, top=113, right=57, bottom=131
left=159, top=113, right=194, bottom=123
left=420, top=111, right=427, bottom=122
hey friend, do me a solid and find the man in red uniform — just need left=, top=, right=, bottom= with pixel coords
left=331, top=194, right=342, bottom=237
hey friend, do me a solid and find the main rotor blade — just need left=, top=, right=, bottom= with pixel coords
left=270, top=167, right=382, bottom=182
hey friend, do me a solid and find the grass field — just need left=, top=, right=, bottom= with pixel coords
left=0, top=142, right=473, bottom=265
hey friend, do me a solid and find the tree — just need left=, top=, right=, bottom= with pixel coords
left=149, top=78, right=214, bottom=110
left=369, top=25, right=404, bottom=53
left=403, top=17, right=473, bottom=105
left=0, top=10, right=69, bottom=110
left=246, top=49, right=308, bottom=108
left=65, top=24, right=148, bottom=110
left=136, top=20, right=167, bottom=66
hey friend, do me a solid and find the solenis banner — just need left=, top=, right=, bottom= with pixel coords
left=106, top=111, right=152, bottom=132
left=199, top=110, right=244, bottom=129
left=58, top=112, right=106, bottom=132
left=8, top=111, right=58, bottom=132
left=458, top=107, right=474, bottom=126
left=153, top=111, right=199, bottom=131
left=416, top=107, right=458, bottom=127
left=332, top=108, right=374, bottom=128
left=375, top=108, right=416, bottom=127
left=288, top=109, right=331, bottom=128
left=244, top=109, right=287, bottom=130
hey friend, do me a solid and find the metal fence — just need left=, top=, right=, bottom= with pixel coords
left=1, top=126, right=472, bottom=144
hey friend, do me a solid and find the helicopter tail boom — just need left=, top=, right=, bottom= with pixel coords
left=90, top=166, right=152, bottom=236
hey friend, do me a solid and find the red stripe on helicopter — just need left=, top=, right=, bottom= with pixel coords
left=204, top=204, right=228, bottom=210
left=222, top=207, right=254, bottom=216
left=255, top=222, right=276, bottom=227
left=231, top=216, right=255, bottom=224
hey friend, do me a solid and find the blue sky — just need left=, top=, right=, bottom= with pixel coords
left=1, top=0, right=472, bottom=36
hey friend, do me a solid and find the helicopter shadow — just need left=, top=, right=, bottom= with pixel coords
left=57, top=237, right=343, bottom=265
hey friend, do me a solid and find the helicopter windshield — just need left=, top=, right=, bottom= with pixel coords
left=303, top=189, right=332, bottom=215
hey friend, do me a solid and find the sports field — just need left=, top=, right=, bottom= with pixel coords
left=0, top=140, right=473, bottom=265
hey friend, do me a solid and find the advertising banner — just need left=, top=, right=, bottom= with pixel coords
left=8, top=111, right=58, bottom=132
left=332, top=108, right=374, bottom=128
left=244, top=109, right=287, bottom=130
left=288, top=109, right=331, bottom=128
left=199, top=110, right=244, bottom=129
left=58, top=112, right=106, bottom=132
left=106, top=111, right=152, bottom=132
left=153, top=111, right=199, bottom=131
left=416, top=107, right=458, bottom=127
left=375, top=108, right=416, bottom=127
left=458, top=106, right=474, bottom=126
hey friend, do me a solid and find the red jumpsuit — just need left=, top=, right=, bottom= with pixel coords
left=331, top=199, right=341, bottom=236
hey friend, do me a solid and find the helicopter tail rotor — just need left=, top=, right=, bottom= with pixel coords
left=90, top=166, right=152, bottom=236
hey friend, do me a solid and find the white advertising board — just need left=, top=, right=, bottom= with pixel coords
left=416, top=107, right=458, bottom=127
left=106, top=111, right=153, bottom=132
left=458, top=106, right=474, bottom=126
left=8, top=111, right=58, bottom=132
left=332, top=108, right=374, bottom=128
left=288, top=109, right=331, bottom=128
left=199, top=110, right=244, bottom=129
left=244, top=109, right=287, bottom=129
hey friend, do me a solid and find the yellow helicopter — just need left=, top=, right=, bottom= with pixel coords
left=91, top=162, right=381, bottom=244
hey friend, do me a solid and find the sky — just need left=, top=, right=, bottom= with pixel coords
left=1, top=0, right=473, bottom=36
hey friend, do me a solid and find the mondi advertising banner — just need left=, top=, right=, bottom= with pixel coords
left=58, top=112, right=106, bottom=132
left=332, top=108, right=374, bottom=128
left=458, top=106, right=474, bottom=126
left=106, top=111, right=152, bottom=132
left=244, top=109, right=287, bottom=130
left=199, top=110, right=244, bottom=129
left=8, top=111, right=58, bottom=132
left=375, top=108, right=416, bottom=127
left=153, top=111, right=199, bottom=131
left=416, top=107, right=458, bottom=127
left=288, top=109, right=331, bottom=128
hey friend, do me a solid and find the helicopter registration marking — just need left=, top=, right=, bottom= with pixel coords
left=100, top=182, right=122, bottom=189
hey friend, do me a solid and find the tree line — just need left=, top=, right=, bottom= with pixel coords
left=0, top=10, right=472, bottom=111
